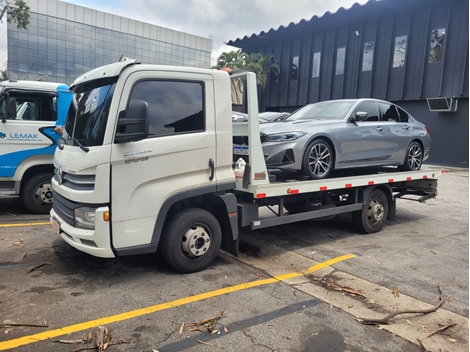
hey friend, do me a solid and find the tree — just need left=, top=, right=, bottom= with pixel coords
left=0, top=0, right=30, bottom=29
left=0, top=70, right=7, bottom=80
left=214, top=50, right=280, bottom=92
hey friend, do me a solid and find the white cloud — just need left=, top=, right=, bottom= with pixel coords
left=64, top=0, right=369, bottom=65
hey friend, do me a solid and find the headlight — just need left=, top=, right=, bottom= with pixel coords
left=75, top=207, right=96, bottom=230
left=264, top=131, right=306, bottom=142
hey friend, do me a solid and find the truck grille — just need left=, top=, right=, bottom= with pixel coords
left=54, top=169, right=95, bottom=190
left=52, top=191, right=76, bottom=226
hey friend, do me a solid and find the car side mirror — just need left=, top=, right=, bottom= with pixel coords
left=114, top=99, right=149, bottom=143
left=355, top=111, right=368, bottom=121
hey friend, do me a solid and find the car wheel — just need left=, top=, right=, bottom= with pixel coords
left=400, top=141, right=423, bottom=171
left=160, top=208, right=222, bottom=273
left=352, top=189, right=389, bottom=234
left=21, top=173, right=54, bottom=214
left=302, top=139, right=334, bottom=180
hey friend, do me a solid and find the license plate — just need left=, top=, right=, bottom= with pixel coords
left=234, top=145, right=249, bottom=155
left=51, top=216, right=60, bottom=234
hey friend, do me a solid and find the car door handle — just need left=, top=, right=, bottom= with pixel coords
left=402, top=125, right=411, bottom=130
left=208, top=158, right=215, bottom=181
left=376, top=126, right=384, bottom=132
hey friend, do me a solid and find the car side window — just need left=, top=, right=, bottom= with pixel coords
left=128, top=80, right=204, bottom=138
left=379, top=102, right=401, bottom=122
left=355, top=102, right=379, bottom=121
left=396, top=106, right=410, bottom=122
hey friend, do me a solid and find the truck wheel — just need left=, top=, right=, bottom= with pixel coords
left=21, top=173, right=54, bottom=214
left=160, top=208, right=222, bottom=273
left=352, top=189, right=389, bottom=234
left=302, top=139, right=334, bottom=180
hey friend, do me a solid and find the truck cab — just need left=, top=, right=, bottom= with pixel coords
left=0, top=80, right=72, bottom=213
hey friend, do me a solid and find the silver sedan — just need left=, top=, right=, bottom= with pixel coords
left=259, top=99, right=431, bottom=179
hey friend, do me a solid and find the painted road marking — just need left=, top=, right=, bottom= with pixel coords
left=0, top=222, right=50, bottom=228
left=0, top=254, right=355, bottom=350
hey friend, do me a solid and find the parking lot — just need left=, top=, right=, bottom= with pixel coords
left=0, top=166, right=468, bottom=352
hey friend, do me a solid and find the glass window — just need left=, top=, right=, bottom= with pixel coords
left=8, top=92, right=57, bottom=121
left=335, top=47, right=345, bottom=75
left=429, top=28, right=445, bottom=63
left=378, top=102, right=400, bottom=122
left=396, top=106, right=410, bottom=122
left=393, top=35, right=407, bottom=68
left=291, top=56, right=299, bottom=81
left=128, top=80, right=204, bottom=137
left=312, top=52, right=321, bottom=78
left=362, top=42, right=374, bottom=71
left=355, top=101, right=379, bottom=121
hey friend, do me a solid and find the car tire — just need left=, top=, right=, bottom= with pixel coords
left=302, top=139, right=334, bottom=180
left=160, top=208, right=222, bottom=273
left=21, top=172, right=54, bottom=214
left=400, top=141, right=423, bottom=171
left=352, top=189, right=389, bottom=234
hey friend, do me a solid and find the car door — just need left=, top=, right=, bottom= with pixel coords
left=342, top=101, right=388, bottom=166
left=378, top=102, right=412, bottom=164
left=109, top=70, right=217, bottom=251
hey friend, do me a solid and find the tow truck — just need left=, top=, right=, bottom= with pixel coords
left=0, top=80, right=72, bottom=213
left=50, top=58, right=444, bottom=272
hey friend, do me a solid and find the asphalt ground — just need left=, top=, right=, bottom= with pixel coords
left=0, top=165, right=468, bottom=352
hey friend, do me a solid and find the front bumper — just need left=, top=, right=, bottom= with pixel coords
left=50, top=207, right=115, bottom=258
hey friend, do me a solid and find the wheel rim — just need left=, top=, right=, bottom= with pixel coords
left=181, top=225, right=211, bottom=258
left=308, top=143, right=332, bottom=177
left=367, top=199, right=384, bottom=225
left=407, top=144, right=422, bottom=170
left=33, top=181, right=53, bottom=206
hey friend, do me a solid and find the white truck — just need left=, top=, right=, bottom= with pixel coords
left=0, top=80, right=72, bottom=213
left=50, top=58, right=443, bottom=273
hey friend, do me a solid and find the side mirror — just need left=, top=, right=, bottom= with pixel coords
left=7, top=98, right=17, bottom=119
left=355, top=111, right=368, bottom=121
left=114, top=100, right=149, bottom=143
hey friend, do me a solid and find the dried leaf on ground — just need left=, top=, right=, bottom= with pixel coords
left=186, top=311, right=225, bottom=333
left=8, top=239, right=23, bottom=247
left=96, top=326, right=112, bottom=351
left=392, top=286, right=400, bottom=298
left=21, top=252, right=28, bottom=260
left=179, top=323, right=185, bottom=336
left=224, top=326, right=229, bottom=333
left=86, top=329, right=94, bottom=343
left=4, top=328, right=13, bottom=334
left=25, top=263, right=53, bottom=274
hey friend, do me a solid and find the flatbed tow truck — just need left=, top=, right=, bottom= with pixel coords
left=50, top=59, right=444, bottom=273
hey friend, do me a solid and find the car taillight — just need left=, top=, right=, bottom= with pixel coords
left=425, top=126, right=430, bottom=134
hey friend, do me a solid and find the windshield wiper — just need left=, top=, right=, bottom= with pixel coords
left=59, top=136, right=89, bottom=152
left=74, top=138, right=90, bottom=152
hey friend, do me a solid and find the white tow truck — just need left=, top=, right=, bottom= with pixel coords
left=50, top=58, right=444, bottom=273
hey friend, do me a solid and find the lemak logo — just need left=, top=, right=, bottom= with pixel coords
left=0, top=132, right=6, bottom=139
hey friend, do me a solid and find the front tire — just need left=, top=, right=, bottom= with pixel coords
left=21, top=173, right=54, bottom=214
left=352, top=189, right=389, bottom=234
left=160, top=208, right=222, bottom=273
left=400, top=141, right=423, bottom=171
left=302, top=139, right=334, bottom=180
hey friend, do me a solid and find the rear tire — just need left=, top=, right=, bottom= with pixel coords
left=400, top=141, right=423, bottom=171
left=21, top=173, right=54, bottom=214
left=352, top=189, right=389, bottom=234
left=160, top=208, right=222, bottom=273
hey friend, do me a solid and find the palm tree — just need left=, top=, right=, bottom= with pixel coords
left=243, top=53, right=279, bottom=92
left=212, top=50, right=247, bottom=70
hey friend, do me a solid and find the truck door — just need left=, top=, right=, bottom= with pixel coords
left=110, top=71, right=217, bottom=251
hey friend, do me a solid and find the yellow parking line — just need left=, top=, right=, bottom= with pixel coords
left=0, top=253, right=355, bottom=350
left=0, top=222, right=50, bottom=228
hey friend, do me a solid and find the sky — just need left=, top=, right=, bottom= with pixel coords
left=63, top=0, right=369, bottom=65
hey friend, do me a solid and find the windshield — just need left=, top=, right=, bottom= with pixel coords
left=288, top=101, right=355, bottom=121
left=64, top=77, right=117, bottom=147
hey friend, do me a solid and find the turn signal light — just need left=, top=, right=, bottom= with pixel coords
left=103, top=212, right=110, bottom=222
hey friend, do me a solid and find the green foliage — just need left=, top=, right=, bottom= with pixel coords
left=214, top=50, right=280, bottom=92
left=0, top=0, right=30, bottom=29
left=0, top=70, right=7, bottom=80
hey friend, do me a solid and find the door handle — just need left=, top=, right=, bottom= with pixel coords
left=402, top=125, right=411, bottom=130
left=376, top=126, right=384, bottom=132
left=208, top=158, right=215, bottom=181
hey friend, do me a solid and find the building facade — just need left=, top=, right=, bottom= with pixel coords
left=0, top=0, right=212, bottom=84
left=228, top=0, right=469, bottom=167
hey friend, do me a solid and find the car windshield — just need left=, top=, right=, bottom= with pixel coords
left=288, top=101, right=355, bottom=121
left=64, top=77, right=117, bottom=147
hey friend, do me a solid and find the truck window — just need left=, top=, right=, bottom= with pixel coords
left=128, top=80, right=204, bottom=137
left=7, top=92, right=57, bottom=121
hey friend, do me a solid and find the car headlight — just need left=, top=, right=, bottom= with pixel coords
left=264, top=131, right=306, bottom=142
left=75, top=207, right=96, bottom=230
